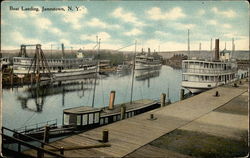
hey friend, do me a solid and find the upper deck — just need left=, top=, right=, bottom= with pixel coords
left=182, top=59, right=237, bottom=75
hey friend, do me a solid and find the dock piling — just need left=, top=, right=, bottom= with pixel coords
left=60, top=147, right=64, bottom=155
left=120, top=105, right=126, bottom=120
left=10, top=73, right=13, bottom=86
left=109, top=91, right=116, bottom=110
left=102, top=130, right=109, bottom=143
left=43, top=125, right=50, bottom=143
left=214, top=91, right=220, bottom=97
left=160, top=93, right=166, bottom=107
left=233, top=83, right=238, bottom=87
left=180, top=89, right=184, bottom=100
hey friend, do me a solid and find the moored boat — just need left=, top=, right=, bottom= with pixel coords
left=135, top=48, right=162, bottom=70
left=182, top=39, right=238, bottom=94
left=13, top=57, right=98, bottom=79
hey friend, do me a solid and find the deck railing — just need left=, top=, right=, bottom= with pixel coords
left=2, top=127, right=65, bottom=158
left=14, top=119, right=57, bottom=134
left=182, top=68, right=237, bottom=74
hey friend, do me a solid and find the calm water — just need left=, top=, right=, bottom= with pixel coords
left=3, top=65, right=182, bottom=130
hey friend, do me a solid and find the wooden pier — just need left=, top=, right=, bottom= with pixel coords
left=22, top=79, right=248, bottom=157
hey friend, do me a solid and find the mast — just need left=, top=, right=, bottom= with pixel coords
left=0, top=63, right=2, bottom=156
left=130, top=40, right=137, bottom=104
left=187, top=29, right=190, bottom=59
left=92, top=36, right=100, bottom=107
left=210, top=38, right=212, bottom=52
left=61, top=43, right=65, bottom=59
left=231, top=38, right=235, bottom=59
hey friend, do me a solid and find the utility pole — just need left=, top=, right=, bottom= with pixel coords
left=187, top=29, right=190, bottom=59
left=130, top=40, right=137, bottom=104
left=0, top=62, right=2, bottom=156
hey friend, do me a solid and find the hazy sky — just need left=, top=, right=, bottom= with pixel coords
left=1, top=1, right=249, bottom=51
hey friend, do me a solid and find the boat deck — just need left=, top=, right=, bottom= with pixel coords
left=101, top=99, right=158, bottom=117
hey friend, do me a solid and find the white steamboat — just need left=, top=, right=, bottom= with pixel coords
left=182, top=39, right=238, bottom=94
left=135, top=48, right=162, bottom=70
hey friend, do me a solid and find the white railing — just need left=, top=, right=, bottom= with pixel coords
left=182, top=68, right=237, bottom=74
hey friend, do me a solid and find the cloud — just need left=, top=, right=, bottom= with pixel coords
left=32, top=17, right=63, bottom=35
left=36, top=17, right=52, bottom=29
left=11, top=31, right=41, bottom=44
left=124, top=28, right=142, bottom=36
left=198, top=9, right=205, bottom=16
left=111, top=7, right=145, bottom=26
left=147, top=7, right=186, bottom=20
left=59, top=39, right=71, bottom=46
left=155, top=31, right=169, bottom=37
left=86, top=18, right=120, bottom=29
left=80, top=32, right=111, bottom=42
left=173, top=23, right=196, bottom=30
left=207, top=20, right=217, bottom=25
left=211, top=7, right=236, bottom=18
left=60, top=6, right=88, bottom=29
left=222, top=24, right=232, bottom=29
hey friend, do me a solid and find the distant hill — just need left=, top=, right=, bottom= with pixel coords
left=1, top=49, right=248, bottom=60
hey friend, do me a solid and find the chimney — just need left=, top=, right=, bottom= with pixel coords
left=148, top=48, right=150, bottom=53
left=108, top=91, right=116, bottom=110
left=214, top=39, right=220, bottom=61
left=61, top=43, right=65, bottom=59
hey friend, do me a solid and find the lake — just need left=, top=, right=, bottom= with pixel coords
left=2, top=65, right=183, bottom=130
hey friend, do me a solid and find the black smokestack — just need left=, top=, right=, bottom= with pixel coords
left=214, top=39, right=219, bottom=61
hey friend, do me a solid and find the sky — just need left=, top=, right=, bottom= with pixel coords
left=1, top=1, right=249, bottom=51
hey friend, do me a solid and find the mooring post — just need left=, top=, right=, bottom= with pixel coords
left=120, top=105, right=126, bottom=120
left=60, top=147, right=64, bottom=155
left=160, top=93, right=166, bottom=107
left=37, top=149, right=44, bottom=158
left=108, top=91, right=116, bottom=110
left=43, top=125, right=50, bottom=143
left=20, top=77, right=24, bottom=85
left=10, top=73, right=13, bottom=86
left=180, top=89, right=184, bottom=100
left=102, top=129, right=109, bottom=143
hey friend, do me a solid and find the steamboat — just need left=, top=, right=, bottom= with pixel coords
left=182, top=39, right=238, bottom=93
left=135, top=48, right=162, bottom=70
left=12, top=44, right=98, bottom=80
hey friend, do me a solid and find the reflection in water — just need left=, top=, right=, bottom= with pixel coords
left=17, top=76, right=98, bottom=112
left=3, top=66, right=183, bottom=130
left=135, top=69, right=161, bottom=88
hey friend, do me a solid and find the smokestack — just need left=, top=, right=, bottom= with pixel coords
left=108, top=91, right=116, bottom=110
left=141, top=48, right=144, bottom=53
left=61, top=43, right=65, bottom=59
left=214, top=39, right=220, bottom=61
left=148, top=48, right=150, bottom=53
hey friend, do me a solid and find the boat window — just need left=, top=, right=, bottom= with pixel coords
left=82, top=114, right=88, bottom=125
left=128, top=112, right=131, bottom=118
left=131, top=111, right=134, bottom=116
left=63, top=114, right=69, bottom=125
left=88, top=113, right=94, bottom=124
left=117, top=115, right=120, bottom=121
left=104, top=117, right=108, bottom=124
left=77, top=115, right=81, bottom=125
left=113, top=115, right=116, bottom=122
left=94, top=113, right=100, bottom=123
left=100, top=118, right=104, bottom=125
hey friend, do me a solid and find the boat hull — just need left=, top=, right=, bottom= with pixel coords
left=135, top=63, right=161, bottom=70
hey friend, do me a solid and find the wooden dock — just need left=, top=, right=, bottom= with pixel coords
left=23, top=79, right=248, bottom=157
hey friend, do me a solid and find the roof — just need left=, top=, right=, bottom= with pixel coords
left=63, top=106, right=101, bottom=114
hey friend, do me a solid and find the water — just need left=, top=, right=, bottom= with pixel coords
left=3, top=65, right=182, bottom=130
